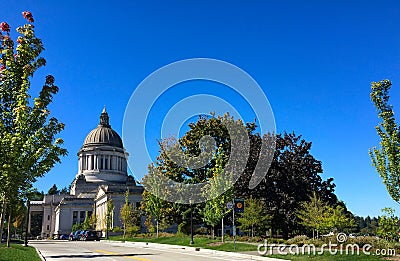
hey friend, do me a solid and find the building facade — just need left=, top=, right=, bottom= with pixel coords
left=29, top=108, right=143, bottom=238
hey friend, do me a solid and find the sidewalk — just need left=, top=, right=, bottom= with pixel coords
left=104, top=240, right=286, bottom=261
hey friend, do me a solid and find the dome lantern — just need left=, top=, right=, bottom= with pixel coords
left=99, top=106, right=110, bottom=128
left=82, top=108, right=123, bottom=149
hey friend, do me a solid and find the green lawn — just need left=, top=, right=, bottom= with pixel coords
left=109, top=235, right=256, bottom=252
left=0, top=243, right=42, bottom=261
left=109, top=235, right=394, bottom=260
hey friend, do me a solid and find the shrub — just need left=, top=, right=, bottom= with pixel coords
left=287, top=235, right=309, bottom=245
left=195, top=227, right=208, bottom=235
left=126, top=226, right=139, bottom=237
left=112, top=226, right=122, bottom=233
left=177, top=223, right=187, bottom=236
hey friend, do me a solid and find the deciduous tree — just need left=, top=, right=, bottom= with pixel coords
left=237, top=196, right=270, bottom=238
left=0, top=12, right=67, bottom=245
left=120, top=189, right=134, bottom=238
left=377, top=207, right=399, bottom=242
left=370, top=80, right=400, bottom=203
left=297, top=193, right=328, bottom=239
left=201, top=147, right=233, bottom=240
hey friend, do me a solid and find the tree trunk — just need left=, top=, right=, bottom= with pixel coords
left=7, top=210, right=12, bottom=247
left=221, top=218, right=224, bottom=243
left=211, top=226, right=214, bottom=239
left=282, top=227, right=289, bottom=240
left=123, top=224, right=126, bottom=239
left=156, top=220, right=159, bottom=238
left=0, top=195, right=6, bottom=244
left=312, top=229, right=315, bottom=240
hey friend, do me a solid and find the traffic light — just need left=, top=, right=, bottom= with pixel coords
left=234, top=198, right=244, bottom=213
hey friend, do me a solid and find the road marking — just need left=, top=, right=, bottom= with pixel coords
left=95, top=249, right=152, bottom=261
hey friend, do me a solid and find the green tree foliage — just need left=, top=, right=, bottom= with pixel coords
left=47, top=184, right=59, bottom=195
left=323, top=205, right=355, bottom=233
left=0, top=12, right=67, bottom=245
left=120, top=189, right=134, bottom=238
left=377, top=207, right=399, bottom=242
left=201, top=147, right=233, bottom=239
left=141, top=166, right=171, bottom=238
left=142, top=114, right=341, bottom=238
left=237, top=196, right=270, bottom=238
left=240, top=132, right=338, bottom=238
left=82, top=213, right=91, bottom=230
left=370, top=80, right=400, bottom=203
left=353, top=216, right=378, bottom=236
left=142, top=114, right=255, bottom=228
left=296, top=193, right=327, bottom=239
left=89, top=207, right=97, bottom=230
left=72, top=223, right=83, bottom=232
left=297, top=193, right=354, bottom=237
left=59, top=186, right=69, bottom=194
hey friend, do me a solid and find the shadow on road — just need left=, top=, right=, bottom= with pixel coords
left=47, top=253, right=154, bottom=258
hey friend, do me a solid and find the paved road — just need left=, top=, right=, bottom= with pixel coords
left=30, top=240, right=282, bottom=261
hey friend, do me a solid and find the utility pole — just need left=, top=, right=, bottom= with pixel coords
left=232, top=199, right=236, bottom=251
left=24, top=199, right=30, bottom=247
left=190, top=199, right=194, bottom=245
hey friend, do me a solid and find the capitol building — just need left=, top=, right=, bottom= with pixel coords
left=29, top=108, right=143, bottom=238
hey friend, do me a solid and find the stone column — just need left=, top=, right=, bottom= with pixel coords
left=82, top=155, right=86, bottom=172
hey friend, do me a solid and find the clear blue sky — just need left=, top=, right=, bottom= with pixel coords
left=1, top=1, right=400, bottom=217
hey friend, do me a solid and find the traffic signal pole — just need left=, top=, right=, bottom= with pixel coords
left=232, top=199, right=236, bottom=251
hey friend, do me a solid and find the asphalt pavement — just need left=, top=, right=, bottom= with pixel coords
left=30, top=240, right=285, bottom=261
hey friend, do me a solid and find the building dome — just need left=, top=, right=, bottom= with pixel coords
left=75, top=107, right=129, bottom=186
left=82, top=108, right=123, bottom=148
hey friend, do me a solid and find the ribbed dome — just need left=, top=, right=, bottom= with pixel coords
left=82, top=108, right=123, bottom=148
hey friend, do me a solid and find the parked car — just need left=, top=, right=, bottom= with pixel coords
left=80, top=230, right=100, bottom=241
left=59, top=234, right=69, bottom=240
left=69, top=230, right=83, bottom=241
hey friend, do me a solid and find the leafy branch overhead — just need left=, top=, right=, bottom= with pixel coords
left=370, top=80, right=400, bottom=202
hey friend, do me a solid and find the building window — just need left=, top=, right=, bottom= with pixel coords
left=110, top=156, right=113, bottom=169
left=100, top=157, right=103, bottom=169
left=80, top=211, right=85, bottom=223
left=47, top=225, right=50, bottom=231
left=47, top=215, right=50, bottom=221
left=105, top=158, right=108, bottom=170
left=73, top=211, right=78, bottom=224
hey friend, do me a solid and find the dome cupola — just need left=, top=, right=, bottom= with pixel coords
left=82, top=107, right=123, bottom=149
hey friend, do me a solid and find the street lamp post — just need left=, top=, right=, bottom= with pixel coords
left=189, top=200, right=194, bottom=245
left=24, top=199, right=30, bottom=247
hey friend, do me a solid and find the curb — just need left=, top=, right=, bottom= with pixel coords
left=104, top=240, right=285, bottom=261
left=33, top=245, right=46, bottom=261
